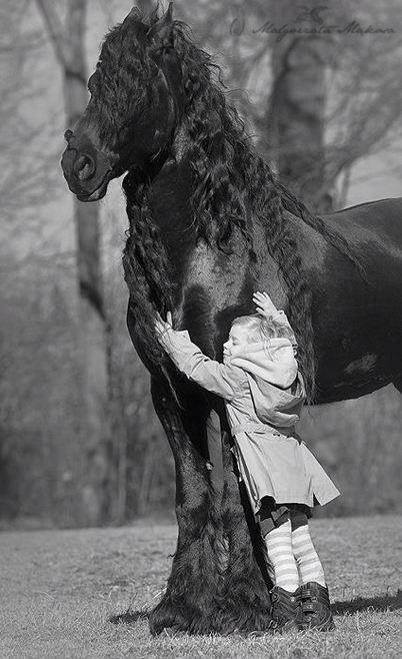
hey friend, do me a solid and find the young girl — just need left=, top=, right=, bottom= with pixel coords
left=155, top=292, right=340, bottom=633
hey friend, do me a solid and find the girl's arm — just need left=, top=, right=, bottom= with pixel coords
left=155, top=313, right=245, bottom=400
left=253, top=291, right=297, bottom=349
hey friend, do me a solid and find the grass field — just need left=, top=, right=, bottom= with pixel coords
left=0, top=515, right=400, bottom=657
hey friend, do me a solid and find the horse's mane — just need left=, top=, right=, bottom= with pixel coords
left=120, top=7, right=364, bottom=402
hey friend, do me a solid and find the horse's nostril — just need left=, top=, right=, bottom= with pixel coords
left=74, top=154, right=95, bottom=181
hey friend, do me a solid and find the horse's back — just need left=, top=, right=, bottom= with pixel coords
left=324, top=197, right=402, bottom=248
left=312, top=198, right=402, bottom=399
left=318, top=196, right=402, bottom=338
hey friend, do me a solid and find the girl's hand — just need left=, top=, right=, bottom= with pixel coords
left=155, top=310, right=173, bottom=336
left=253, top=291, right=278, bottom=317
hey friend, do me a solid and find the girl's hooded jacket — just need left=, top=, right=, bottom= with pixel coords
left=158, top=311, right=340, bottom=513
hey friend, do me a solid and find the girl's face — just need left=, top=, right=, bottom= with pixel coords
left=223, top=325, right=250, bottom=362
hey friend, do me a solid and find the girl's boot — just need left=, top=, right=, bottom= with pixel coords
left=267, top=586, right=299, bottom=633
left=297, top=582, right=335, bottom=631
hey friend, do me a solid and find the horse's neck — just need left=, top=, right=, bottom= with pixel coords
left=146, top=143, right=199, bottom=285
left=281, top=202, right=330, bottom=268
left=148, top=124, right=329, bottom=296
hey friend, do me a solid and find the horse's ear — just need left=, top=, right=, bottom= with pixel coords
left=125, top=6, right=142, bottom=21
left=164, top=2, right=174, bottom=23
left=147, top=2, right=174, bottom=48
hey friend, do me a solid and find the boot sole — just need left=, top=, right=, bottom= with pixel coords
left=270, top=619, right=300, bottom=634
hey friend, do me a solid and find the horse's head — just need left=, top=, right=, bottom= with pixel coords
left=61, top=3, right=184, bottom=201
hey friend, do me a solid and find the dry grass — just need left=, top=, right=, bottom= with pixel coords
left=0, top=516, right=400, bottom=657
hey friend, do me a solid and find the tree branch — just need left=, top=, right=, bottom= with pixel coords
left=35, top=0, right=68, bottom=67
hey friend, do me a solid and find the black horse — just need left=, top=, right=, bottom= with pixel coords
left=61, top=4, right=402, bottom=634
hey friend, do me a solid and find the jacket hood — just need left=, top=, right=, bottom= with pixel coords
left=229, top=339, right=306, bottom=427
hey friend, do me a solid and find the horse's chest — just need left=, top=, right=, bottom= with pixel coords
left=174, top=241, right=252, bottom=349
left=184, top=242, right=246, bottom=294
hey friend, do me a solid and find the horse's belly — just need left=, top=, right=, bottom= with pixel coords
left=316, top=362, right=396, bottom=402
left=315, top=325, right=402, bottom=402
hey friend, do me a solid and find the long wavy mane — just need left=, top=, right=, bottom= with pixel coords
left=119, top=8, right=363, bottom=402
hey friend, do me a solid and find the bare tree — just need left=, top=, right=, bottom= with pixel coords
left=194, top=0, right=402, bottom=211
left=264, top=1, right=402, bottom=210
left=0, top=2, right=61, bottom=220
left=35, top=0, right=111, bottom=526
left=265, top=2, right=329, bottom=210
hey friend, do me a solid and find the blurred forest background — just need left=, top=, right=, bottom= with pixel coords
left=1, top=0, right=401, bottom=528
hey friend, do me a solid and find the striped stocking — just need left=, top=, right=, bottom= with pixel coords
left=291, top=524, right=326, bottom=587
left=263, top=519, right=299, bottom=592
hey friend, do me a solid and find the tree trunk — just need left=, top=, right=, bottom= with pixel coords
left=36, top=0, right=110, bottom=526
left=267, top=1, right=332, bottom=212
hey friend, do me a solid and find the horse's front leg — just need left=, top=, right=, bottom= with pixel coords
left=148, top=377, right=223, bottom=634
left=148, top=378, right=272, bottom=635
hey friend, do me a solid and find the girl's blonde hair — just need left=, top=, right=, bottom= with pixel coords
left=231, top=314, right=296, bottom=345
